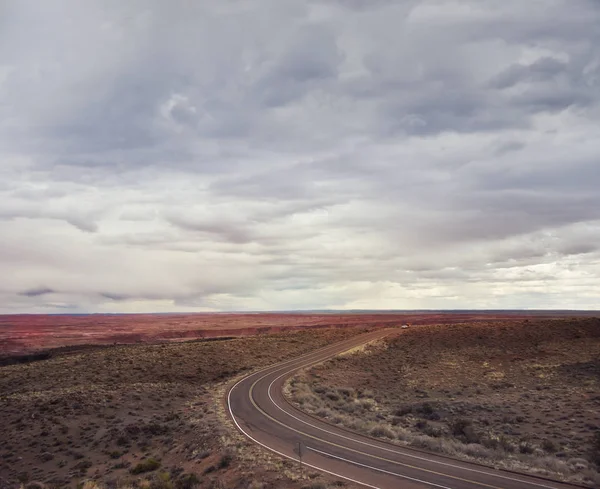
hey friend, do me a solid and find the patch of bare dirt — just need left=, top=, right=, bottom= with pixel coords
left=286, top=318, right=600, bottom=486
left=0, top=327, right=367, bottom=489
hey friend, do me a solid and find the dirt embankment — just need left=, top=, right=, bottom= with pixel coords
left=286, top=318, right=600, bottom=487
left=0, top=327, right=368, bottom=489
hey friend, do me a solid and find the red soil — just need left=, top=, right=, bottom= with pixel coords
left=0, top=311, right=595, bottom=355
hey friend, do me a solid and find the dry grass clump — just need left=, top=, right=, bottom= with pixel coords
left=130, top=458, right=161, bottom=475
left=18, top=472, right=201, bottom=489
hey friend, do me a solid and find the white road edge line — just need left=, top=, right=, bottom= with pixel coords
left=236, top=330, right=387, bottom=388
left=265, top=358, right=566, bottom=489
left=306, top=445, right=453, bottom=489
left=227, top=375, right=381, bottom=489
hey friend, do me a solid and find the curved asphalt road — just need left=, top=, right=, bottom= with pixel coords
left=227, top=329, right=582, bottom=489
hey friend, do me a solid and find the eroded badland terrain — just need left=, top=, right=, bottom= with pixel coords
left=287, top=318, right=600, bottom=486
left=0, top=312, right=579, bottom=356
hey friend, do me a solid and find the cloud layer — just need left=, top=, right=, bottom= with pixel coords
left=1, top=0, right=599, bottom=312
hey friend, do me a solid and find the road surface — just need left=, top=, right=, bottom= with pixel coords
left=227, top=329, right=582, bottom=489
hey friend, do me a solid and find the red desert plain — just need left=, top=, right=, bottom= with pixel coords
left=1, top=310, right=597, bottom=357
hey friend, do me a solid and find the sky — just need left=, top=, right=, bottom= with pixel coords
left=0, top=0, right=599, bottom=313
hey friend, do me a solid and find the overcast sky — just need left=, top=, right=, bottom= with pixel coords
left=1, top=0, right=599, bottom=313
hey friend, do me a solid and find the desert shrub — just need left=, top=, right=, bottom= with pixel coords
left=390, top=416, right=403, bottom=426
left=348, top=419, right=368, bottom=431
left=518, top=440, right=535, bottom=454
left=450, top=418, right=470, bottom=436
left=332, top=414, right=344, bottom=424
left=582, top=470, right=600, bottom=487
left=246, top=483, right=266, bottom=489
left=125, top=424, right=141, bottom=437
left=338, top=402, right=356, bottom=414
left=415, top=403, right=440, bottom=420
left=130, top=457, right=160, bottom=474
left=218, top=451, right=233, bottom=469
left=450, top=418, right=480, bottom=444
left=358, top=399, right=376, bottom=411
left=591, top=431, right=600, bottom=465
left=74, top=460, right=93, bottom=471
left=409, top=435, right=458, bottom=455
left=499, top=435, right=516, bottom=453
left=542, top=439, right=559, bottom=453
left=463, top=426, right=480, bottom=444
left=369, top=425, right=395, bottom=439
left=480, top=434, right=500, bottom=450
left=532, top=456, right=570, bottom=474
left=17, top=473, right=30, bottom=484
left=462, top=443, right=493, bottom=460
left=208, top=479, right=225, bottom=489
left=394, top=406, right=412, bottom=416
left=39, top=452, right=53, bottom=462
left=360, top=389, right=374, bottom=398
left=325, top=391, right=340, bottom=402
left=144, top=422, right=169, bottom=436
left=337, top=387, right=355, bottom=398
left=423, top=424, right=443, bottom=438
left=419, top=403, right=434, bottom=415
left=175, top=473, right=200, bottom=489
left=316, top=407, right=332, bottom=418
left=80, top=482, right=103, bottom=489
left=295, top=393, right=315, bottom=406
left=393, top=427, right=413, bottom=442
left=568, top=458, right=589, bottom=470
left=151, top=472, right=173, bottom=489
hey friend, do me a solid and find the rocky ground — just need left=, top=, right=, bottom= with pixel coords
left=0, top=328, right=368, bottom=489
left=286, top=318, right=600, bottom=487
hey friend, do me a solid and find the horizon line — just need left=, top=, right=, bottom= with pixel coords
left=1, top=309, right=599, bottom=317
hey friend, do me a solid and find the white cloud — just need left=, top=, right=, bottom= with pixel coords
left=0, top=0, right=599, bottom=312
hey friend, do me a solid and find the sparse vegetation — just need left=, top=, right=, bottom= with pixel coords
left=217, top=452, right=233, bottom=470
left=175, top=472, right=200, bottom=489
left=591, top=431, right=600, bottom=465
left=130, top=457, right=161, bottom=474
left=286, top=318, right=600, bottom=487
left=0, top=327, right=367, bottom=489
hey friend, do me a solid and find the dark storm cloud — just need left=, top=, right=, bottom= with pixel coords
left=100, top=292, right=131, bottom=302
left=0, top=0, right=599, bottom=312
left=19, top=287, right=55, bottom=297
